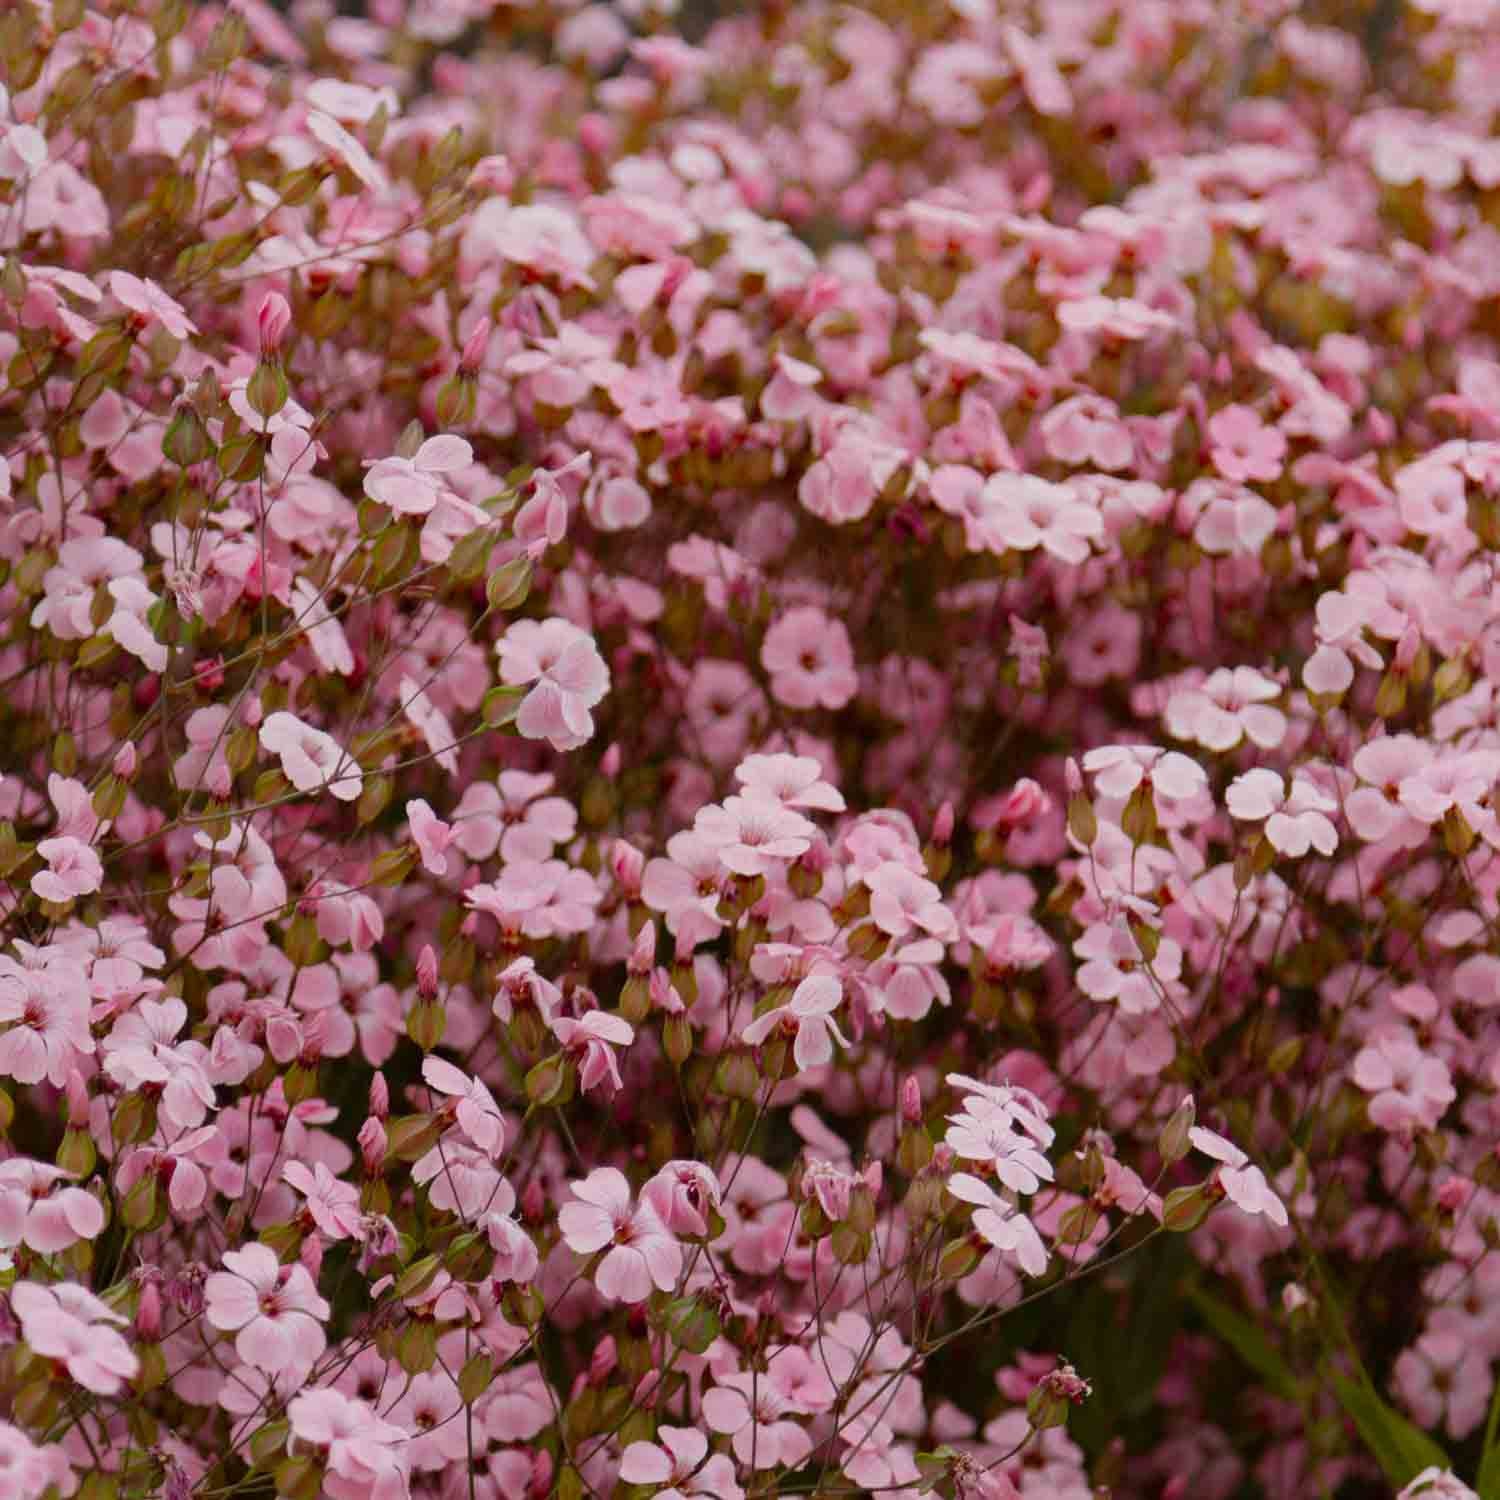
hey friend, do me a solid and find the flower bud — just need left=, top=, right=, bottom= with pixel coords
left=416, top=944, right=440, bottom=999
left=112, top=741, right=137, bottom=779
left=370, top=1070, right=389, bottom=1120
left=257, top=291, right=292, bottom=358
left=135, top=1279, right=162, bottom=1341
left=900, top=1074, right=922, bottom=1125
left=358, top=1117, right=387, bottom=1176
left=458, top=316, right=491, bottom=376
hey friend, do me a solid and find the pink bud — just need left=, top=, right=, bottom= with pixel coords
left=1065, top=757, right=1083, bottom=796
left=417, top=944, right=439, bottom=999
left=136, top=1281, right=162, bottom=1341
left=932, top=801, right=954, bottom=847
left=649, top=968, right=683, bottom=1014
left=610, top=839, right=644, bottom=896
left=628, top=920, right=655, bottom=975
left=112, top=741, right=137, bottom=779
left=358, top=1117, right=387, bottom=1175
left=599, top=742, right=622, bottom=779
left=521, top=1178, right=546, bottom=1222
left=256, top=291, right=292, bottom=358
left=932, top=1143, right=955, bottom=1173
left=1395, top=624, right=1421, bottom=673
left=589, top=1335, right=617, bottom=1385
left=527, top=1450, right=554, bottom=1500
left=467, top=154, right=514, bottom=195
left=458, top=316, right=491, bottom=376
left=369, top=1070, right=389, bottom=1119
left=634, top=1370, right=663, bottom=1411
left=1436, top=1176, right=1474, bottom=1212
left=65, top=1069, right=89, bottom=1126
left=900, top=1074, right=922, bottom=1126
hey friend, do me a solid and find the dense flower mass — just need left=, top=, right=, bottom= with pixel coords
left=0, top=1, right=1498, bottom=1498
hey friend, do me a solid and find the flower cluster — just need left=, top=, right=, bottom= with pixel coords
left=0, top=1, right=1497, bottom=1499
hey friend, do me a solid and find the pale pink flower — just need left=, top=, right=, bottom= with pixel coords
left=204, top=1242, right=330, bottom=1372
left=1393, top=1332, right=1491, bottom=1441
left=363, top=435, right=473, bottom=517
left=1352, top=1033, right=1456, bottom=1133
left=1081, top=745, right=1208, bottom=801
left=286, top=1387, right=411, bottom=1500
left=558, top=1166, right=682, bottom=1303
left=101, top=997, right=217, bottom=1131
left=108, top=270, right=198, bottom=340
left=284, top=1160, right=364, bottom=1240
left=1226, top=769, right=1338, bottom=856
left=31, top=837, right=102, bottom=903
left=399, top=677, right=459, bottom=775
left=1164, top=667, right=1286, bottom=752
left=497, top=618, right=610, bottom=752
left=11, top=1280, right=138, bottom=1395
left=1074, top=921, right=1184, bottom=1015
left=0, top=1159, right=105, bottom=1253
left=694, top=795, right=817, bottom=877
left=865, top=862, right=959, bottom=943
left=741, top=974, right=848, bottom=1070
left=702, top=1373, right=814, bottom=1469
left=0, top=955, right=93, bottom=1087
left=735, top=752, right=845, bottom=813
left=760, top=607, right=858, bottom=711
left=1189, top=1125, right=1290, bottom=1227
left=946, top=1172, right=1049, bottom=1275
left=259, top=711, right=362, bottom=801
left=552, top=1010, right=635, bottom=1095
left=1208, top=404, right=1287, bottom=483
left=421, top=1056, right=507, bottom=1156
left=620, top=1426, right=743, bottom=1500
left=980, top=474, right=1103, bottom=564
left=405, top=799, right=454, bottom=876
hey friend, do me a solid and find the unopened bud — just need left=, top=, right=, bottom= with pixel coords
left=135, top=1280, right=162, bottom=1341
left=369, top=1070, right=389, bottom=1120
left=257, top=291, right=292, bottom=358
left=112, top=741, right=137, bottom=779
left=65, top=1069, right=89, bottom=1126
left=358, top=1117, right=387, bottom=1175
left=417, top=944, right=440, bottom=999
left=900, top=1075, right=922, bottom=1125
left=932, top=801, right=954, bottom=847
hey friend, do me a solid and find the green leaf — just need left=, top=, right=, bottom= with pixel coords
left=1187, top=1286, right=1301, bottom=1402
left=1329, top=1370, right=1451, bottom=1487
left=661, top=1294, right=720, bottom=1355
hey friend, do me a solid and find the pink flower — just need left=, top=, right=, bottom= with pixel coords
left=405, top=799, right=454, bottom=876
left=421, top=1056, right=507, bottom=1155
left=284, top=1161, right=364, bottom=1240
left=287, top=1387, right=411, bottom=1500
left=1394, top=1332, right=1491, bottom=1441
left=31, top=837, right=102, bottom=903
left=943, top=1074, right=1055, bottom=1194
left=0, top=1160, right=105, bottom=1253
left=1352, top=1033, right=1456, bottom=1133
left=451, top=770, right=578, bottom=863
left=1226, top=769, right=1338, bottom=856
left=1074, top=920, right=1185, bottom=1015
left=1208, top=404, right=1287, bottom=483
left=1081, top=745, right=1208, bottom=802
left=702, top=1372, right=814, bottom=1469
left=980, top=474, right=1103, bottom=563
left=741, top=974, right=848, bottom=1070
left=12, top=1282, right=135, bottom=1396
left=108, top=270, right=198, bottom=340
left=1164, top=668, right=1287, bottom=752
left=761, top=607, right=858, bottom=711
left=620, top=1427, right=743, bottom=1500
left=694, top=795, right=818, bottom=876
left=865, top=862, right=959, bottom=943
left=558, top=1166, right=682, bottom=1303
left=204, top=1242, right=330, bottom=1372
left=363, top=435, right=473, bottom=517
left=734, top=752, right=845, bottom=813
left=1189, top=1125, right=1290, bottom=1227
left=552, top=1011, right=635, bottom=1095
left=259, top=711, right=362, bottom=801
left=0, top=955, right=93, bottom=1087
left=497, top=618, right=610, bottom=752
left=947, top=1172, right=1049, bottom=1275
